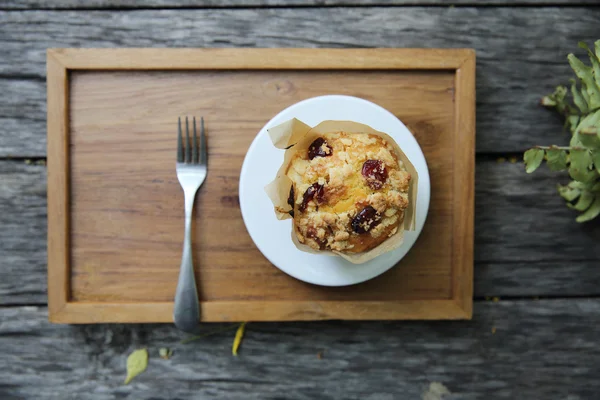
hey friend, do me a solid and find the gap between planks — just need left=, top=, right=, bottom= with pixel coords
left=4, top=296, right=600, bottom=310
left=2, top=2, right=600, bottom=11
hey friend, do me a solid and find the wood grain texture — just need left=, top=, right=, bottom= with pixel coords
left=453, top=52, right=475, bottom=317
left=474, top=160, right=600, bottom=265
left=49, top=63, right=472, bottom=322
left=2, top=300, right=600, bottom=399
left=1, top=8, right=599, bottom=155
left=46, top=51, right=69, bottom=319
left=0, top=160, right=47, bottom=305
left=3, top=159, right=600, bottom=305
left=0, top=77, right=45, bottom=158
left=3, top=0, right=599, bottom=8
left=51, top=48, right=472, bottom=69
left=52, top=300, right=470, bottom=324
left=1, top=4, right=598, bottom=397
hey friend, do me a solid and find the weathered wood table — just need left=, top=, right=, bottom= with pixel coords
left=2, top=1, right=600, bottom=399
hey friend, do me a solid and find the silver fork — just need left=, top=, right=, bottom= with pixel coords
left=174, top=116, right=207, bottom=333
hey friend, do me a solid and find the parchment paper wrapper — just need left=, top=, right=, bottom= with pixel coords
left=264, top=118, right=418, bottom=264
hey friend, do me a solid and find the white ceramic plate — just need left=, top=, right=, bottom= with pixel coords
left=239, top=95, right=430, bottom=286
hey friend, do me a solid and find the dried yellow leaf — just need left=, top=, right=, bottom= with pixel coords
left=124, top=348, right=148, bottom=384
left=232, top=322, right=246, bottom=356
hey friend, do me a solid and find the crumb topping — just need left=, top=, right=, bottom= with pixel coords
left=286, top=132, right=411, bottom=253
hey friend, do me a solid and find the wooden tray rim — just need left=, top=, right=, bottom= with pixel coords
left=47, top=48, right=475, bottom=323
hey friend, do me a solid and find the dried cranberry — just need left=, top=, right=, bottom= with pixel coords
left=362, top=160, right=388, bottom=190
left=315, top=184, right=326, bottom=203
left=308, top=138, right=333, bottom=160
left=351, top=206, right=381, bottom=234
left=299, top=183, right=325, bottom=212
left=287, top=186, right=295, bottom=217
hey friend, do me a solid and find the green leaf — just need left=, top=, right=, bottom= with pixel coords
left=582, top=126, right=599, bottom=134
left=542, top=86, right=569, bottom=115
left=580, top=109, right=600, bottom=128
left=541, top=95, right=556, bottom=107
left=593, top=150, right=600, bottom=174
left=558, top=184, right=581, bottom=202
left=568, top=180, right=596, bottom=190
left=124, top=349, right=148, bottom=385
left=570, top=132, right=581, bottom=147
left=568, top=54, right=600, bottom=109
left=576, top=196, right=600, bottom=222
left=574, top=110, right=600, bottom=147
left=567, top=115, right=580, bottom=133
left=546, top=148, right=568, bottom=171
left=573, top=190, right=594, bottom=211
left=570, top=148, right=593, bottom=168
left=569, top=148, right=597, bottom=182
left=524, top=148, right=545, bottom=173
left=579, top=41, right=600, bottom=88
left=579, top=128, right=600, bottom=149
left=570, top=79, right=589, bottom=113
left=581, top=86, right=591, bottom=106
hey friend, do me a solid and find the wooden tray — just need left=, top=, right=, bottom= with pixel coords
left=47, top=48, right=475, bottom=323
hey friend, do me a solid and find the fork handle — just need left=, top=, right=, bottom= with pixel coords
left=173, top=188, right=201, bottom=333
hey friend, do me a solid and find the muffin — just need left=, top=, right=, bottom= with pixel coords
left=285, top=131, right=411, bottom=254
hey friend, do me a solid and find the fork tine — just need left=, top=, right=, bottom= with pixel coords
left=200, top=117, right=207, bottom=165
left=192, top=117, right=198, bottom=164
left=186, top=117, right=192, bottom=163
left=177, top=117, right=184, bottom=163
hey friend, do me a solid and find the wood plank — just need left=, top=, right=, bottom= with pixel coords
left=474, top=159, right=600, bottom=265
left=1, top=8, right=599, bottom=155
left=453, top=51, right=475, bottom=317
left=1, top=300, right=600, bottom=399
left=476, top=260, right=600, bottom=298
left=0, top=77, right=45, bottom=158
left=55, top=66, right=468, bottom=322
left=0, top=160, right=47, bottom=305
left=46, top=51, right=70, bottom=320
left=51, top=300, right=469, bottom=323
left=474, top=159, right=600, bottom=297
left=2, top=159, right=600, bottom=306
left=2, top=0, right=599, bottom=8
left=51, top=48, right=471, bottom=69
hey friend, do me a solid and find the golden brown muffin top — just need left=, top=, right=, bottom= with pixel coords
left=286, top=131, right=411, bottom=253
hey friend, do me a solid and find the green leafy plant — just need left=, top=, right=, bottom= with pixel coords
left=524, top=40, right=600, bottom=222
